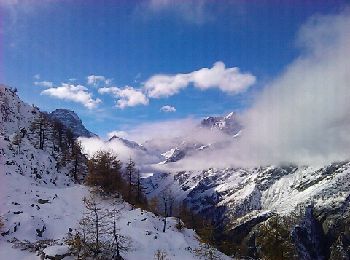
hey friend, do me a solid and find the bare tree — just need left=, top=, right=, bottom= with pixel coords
left=80, top=195, right=112, bottom=257
left=160, top=191, right=175, bottom=233
left=67, top=195, right=131, bottom=259
left=154, top=249, right=169, bottom=260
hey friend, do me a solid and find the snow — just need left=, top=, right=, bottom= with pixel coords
left=145, top=163, right=350, bottom=227
left=0, top=242, right=38, bottom=260
left=43, top=245, right=70, bottom=256
left=0, top=85, right=230, bottom=259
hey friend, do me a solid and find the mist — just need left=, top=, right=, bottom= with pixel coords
left=174, top=11, right=350, bottom=169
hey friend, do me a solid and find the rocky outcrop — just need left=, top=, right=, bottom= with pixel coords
left=49, top=109, right=96, bottom=138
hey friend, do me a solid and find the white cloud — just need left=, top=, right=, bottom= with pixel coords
left=160, top=105, right=176, bottom=112
left=191, top=62, right=256, bottom=93
left=33, top=74, right=40, bottom=80
left=232, top=11, right=350, bottom=166
left=79, top=136, right=160, bottom=167
left=34, top=81, right=53, bottom=88
left=78, top=137, right=135, bottom=162
left=144, top=74, right=191, bottom=98
left=41, top=83, right=101, bottom=109
left=99, top=86, right=149, bottom=109
left=144, top=61, right=256, bottom=98
left=87, top=75, right=112, bottom=86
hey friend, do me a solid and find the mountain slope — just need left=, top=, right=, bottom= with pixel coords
left=0, top=86, right=228, bottom=259
left=143, top=163, right=350, bottom=258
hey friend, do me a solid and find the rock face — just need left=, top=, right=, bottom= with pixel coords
left=144, top=162, right=350, bottom=258
left=200, top=111, right=242, bottom=136
left=292, top=206, right=328, bottom=260
left=49, top=109, right=96, bottom=138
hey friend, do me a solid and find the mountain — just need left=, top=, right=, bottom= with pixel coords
left=0, top=86, right=227, bottom=259
left=144, top=162, right=350, bottom=258
left=201, top=111, right=242, bottom=136
left=109, top=135, right=147, bottom=151
left=49, top=109, right=96, bottom=138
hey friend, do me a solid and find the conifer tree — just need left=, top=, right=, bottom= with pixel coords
left=125, top=158, right=136, bottom=199
left=86, top=150, right=124, bottom=194
left=30, top=113, right=50, bottom=149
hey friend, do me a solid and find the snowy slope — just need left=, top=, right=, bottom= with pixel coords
left=0, top=170, right=230, bottom=259
left=0, top=86, right=229, bottom=259
left=144, top=163, right=350, bottom=239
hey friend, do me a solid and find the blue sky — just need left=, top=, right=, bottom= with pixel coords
left=0, top=0, right=347, bottom=137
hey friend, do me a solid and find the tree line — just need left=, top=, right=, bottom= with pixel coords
left=25, top=112, right=87, bottom=183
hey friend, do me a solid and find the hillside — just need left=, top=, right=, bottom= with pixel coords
left=0, top=86, right=228, bottom=259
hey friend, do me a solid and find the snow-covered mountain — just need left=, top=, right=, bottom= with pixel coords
left=109, top=135, right=147, bottom=151
left=200, top=112, right=242, bottom=136
left=49, top=109, right=96, bottom=138
left=0, top=86, right=228, bottom=259
left=143, top=162, right=350, bottom=258
left=4, top=85, right=350, bottom=259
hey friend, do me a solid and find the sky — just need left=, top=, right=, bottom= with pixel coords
left=0, top=0, right=348, bottom=138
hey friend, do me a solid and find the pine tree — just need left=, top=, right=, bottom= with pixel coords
left=125, top=158, right=136, bottom=199
left=30, top=113, right=50, bottom=149
left=70, top=140, right=86, bottom=183
left=52, top=119, right=64, bottom=152
left=86, top=150, right=124, bottom=194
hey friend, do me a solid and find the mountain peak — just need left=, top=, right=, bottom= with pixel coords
left=109, top=135, right=147, bottom=151
left=200, top=111, right=241, bottom=135
left=49, top=109, right=96, bottom=138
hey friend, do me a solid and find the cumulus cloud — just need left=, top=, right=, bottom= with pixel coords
left=34, top=81, right=53, bottom=88
left=160, top=105, right=176, bottom=112
left=99, top=86, right=149, bottom=109
left=144, top=61, right=256, bottom=98
left=87, top=75, right=112, bottom=86
left=41, top=83, right=101, bottom=109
